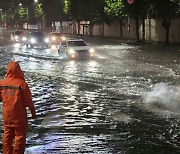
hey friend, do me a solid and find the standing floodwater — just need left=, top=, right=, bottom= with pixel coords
left=0, top=36, right=180, bottom=154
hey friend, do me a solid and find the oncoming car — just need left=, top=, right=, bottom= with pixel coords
left=57, top=39, right=95, bottom=59
left=11, top=30, right=27, bottom=44
left=48, top=32, right=66, bottom=50
left=26, top=31, right=49, bottom=48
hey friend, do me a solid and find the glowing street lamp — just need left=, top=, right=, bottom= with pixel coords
left=19, top=0, right=38, bottom=29
left=26, top=0, right=38, bottom=29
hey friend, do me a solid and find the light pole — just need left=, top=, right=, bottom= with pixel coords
left=0, top=9, right=2, bottom=27
left=19, top=3, right=28, bottom=29
left=26, top=5, right=29, bottom=29
left=23, top=0, right=38, bottom=30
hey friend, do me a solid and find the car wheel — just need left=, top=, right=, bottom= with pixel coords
left=26, top=44, right=30, bottom=49
left=28, top=45, right=33, bottom=48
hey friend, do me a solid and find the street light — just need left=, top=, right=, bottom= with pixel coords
left=0, top=9, right=2, bottom=27
left=26, top=5, right=29, bottom=29
left=19, top=3, right=28, bottom=29
left=22, top=0, right=38, bottom=30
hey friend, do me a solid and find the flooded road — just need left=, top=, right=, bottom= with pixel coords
left=0, top=37, right=180, bottom=154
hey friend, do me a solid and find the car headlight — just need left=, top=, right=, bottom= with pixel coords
left=15, top=36, right=19, bottom=40
left=51, top=45, right=57, bottom=50
left=89, top=48, right=95, bottom=53
left=45, top=38, right=49, bottom=43
left=30, top=38, right=36, bottom=43
left=52, top=36, right=56, bottom=41
left=62, top=36, right=66, bottom=41
left=22, top=37, right=27, bottom=41
left=68, top=48, right=76, bottom=54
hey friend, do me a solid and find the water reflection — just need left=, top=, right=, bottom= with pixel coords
left=13, top=43, right=21, bottom=49
left=1, top=39, right=180, bottom=153
left=86, top=60, right=99, bottom=74
left=64, top=60, right=77, bottom=75
left=26, top=133, right=115, bottom=154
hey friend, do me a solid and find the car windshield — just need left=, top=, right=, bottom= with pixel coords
left=68, top=40, right=87, bottom=47
left=31, top=32, right=44, bottom=37
left=15, top=31, right=23, bottom=35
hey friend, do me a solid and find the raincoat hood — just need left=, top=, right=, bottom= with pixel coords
left=6, top=62, right=25, bottom=80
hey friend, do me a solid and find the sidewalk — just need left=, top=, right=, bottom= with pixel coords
left=70, top=34, right=180, bottom=53
left=67, top=34, right=138, bottom=45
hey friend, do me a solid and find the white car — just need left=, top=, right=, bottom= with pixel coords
left=58, top=39, right=95, bottom=59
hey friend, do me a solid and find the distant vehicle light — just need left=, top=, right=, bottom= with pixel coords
left=52, top=36, right=56, bottom=41
left=62, top=36, right=66, bottom=41
left=89, top=48, right=95, bottom=53
left=90, top=53, right=94, bottom=57
left=45, top=38, right=49, bottom=43
left=70, top=54, right=75, bottom=58
left=51, top=45, right=57, bottom=50
left=31, top=38, right=36, bottom=43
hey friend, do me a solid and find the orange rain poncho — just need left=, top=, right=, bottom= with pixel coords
left=0, top=62, right=36, bottom=154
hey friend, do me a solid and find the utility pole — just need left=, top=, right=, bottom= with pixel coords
left=26, top=5, right=29, bottom=29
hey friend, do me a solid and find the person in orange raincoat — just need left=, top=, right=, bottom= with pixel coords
left=0, top=61, right=36, bottom=154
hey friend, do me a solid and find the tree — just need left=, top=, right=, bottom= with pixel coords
left=88, top=0, right=109, bottom=24
left=41, top=0, right=68, bottom=29
left=34, top=4, right=43, bottom=19
left=0, top=0, right=19, bottom=10
left=16, top=6, right=26, bottom=28
left=64, top=0, right=87, bottom=34
left=89, top=0, right=110, bottom=36
left=34, top=3, right=44, bottom=29
left=104, top=0, right=149, bottom=41
left=104, top=0, right=126, bottom=38
left=64, top=0, right=108, bottom=35
left=18, top=7, right=26, bottom=21
left=0, top=0, right=20, bottom=27
left=151, top=0, right=180, bottom=45
left=122, top=0, right=149, bottom=42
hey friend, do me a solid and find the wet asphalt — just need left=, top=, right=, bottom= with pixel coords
left=0, top=30, right=180, bottom=154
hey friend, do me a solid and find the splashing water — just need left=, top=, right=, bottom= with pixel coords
left=143, top=83, right=180, bottom=112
